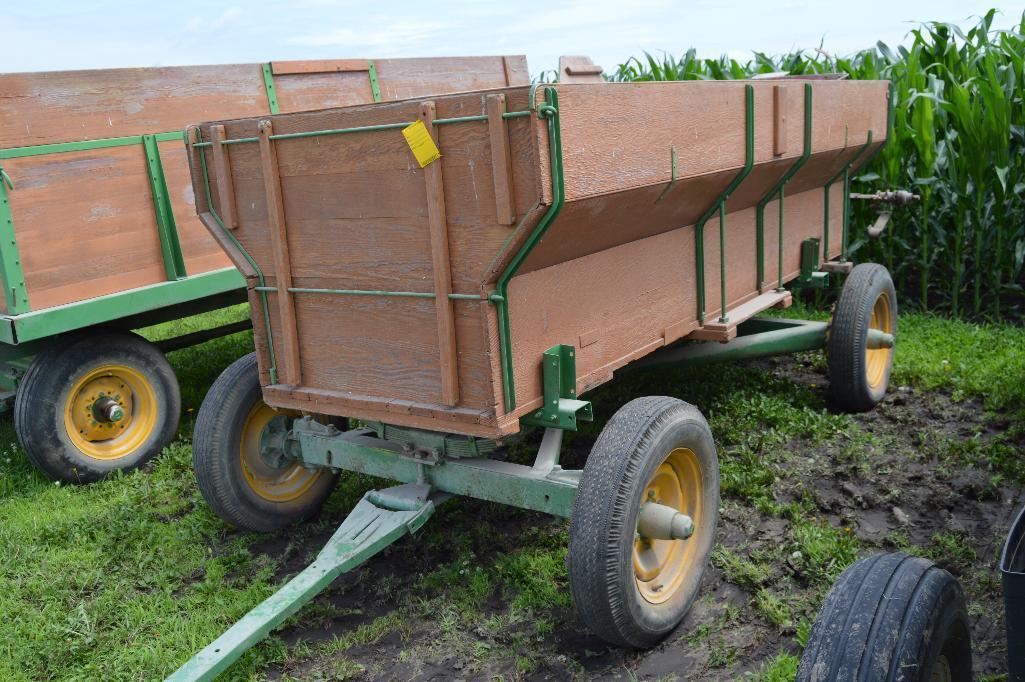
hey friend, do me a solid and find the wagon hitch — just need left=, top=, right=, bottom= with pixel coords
left=849, top=189, right=920, bottom=240
left=166, top=483, right=439, bottom=681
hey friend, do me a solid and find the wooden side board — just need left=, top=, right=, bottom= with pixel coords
left=0, top=56, right=529, bottom=313
left=190, top=79, right=888, bottom=437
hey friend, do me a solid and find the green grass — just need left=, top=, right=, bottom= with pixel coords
left=0, top=307, right=1020, bottom=679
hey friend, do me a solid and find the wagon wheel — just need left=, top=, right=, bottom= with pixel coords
left=192, top=352, right=338, bottom=532
left=797, top=552, right=972, bottom=682
left=568, top=396, right=719, bottom=648
left=827, top=263, right=897, bottom=412
left=14, top=330, right=179, bottom=483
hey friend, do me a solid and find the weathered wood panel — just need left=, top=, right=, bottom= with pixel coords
left=0, top=56, right=528, bottom=312
left=192, top=79, right=888, bottom=436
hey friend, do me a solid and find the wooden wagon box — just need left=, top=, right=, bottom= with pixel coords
left=187, top=79, right=889, bottom=439
left=0, top=56, right=526, bottom=315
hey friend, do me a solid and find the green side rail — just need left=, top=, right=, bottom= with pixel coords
left=692, top=84, right=755, bottom=325
left=755, top=83, right=812, bottom=291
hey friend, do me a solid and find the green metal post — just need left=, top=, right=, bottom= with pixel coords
left=520, top=345, right=593, bottom=430
left=0, top=169, right=29, bottom=314
left=261, top=63, right=280, bottom=115
left=367, top=60, right=382, bottom=102
left=693, top=84, right=754, bottom=325
left=142, top=135, right=187, bottom=281
left=492, top=86, right=565, bottom=411
left=823, top=131, right=873, bottom=263
left=755, top=83, right=812, bottom=291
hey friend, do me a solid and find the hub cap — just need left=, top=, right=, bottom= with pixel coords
left=633, top=447, right=703, bottom=604
left=64, top=364, right=156, bottom=460
left=866, top=291, right=894, bottom=389
left=239, top=402, right=324, bottom=502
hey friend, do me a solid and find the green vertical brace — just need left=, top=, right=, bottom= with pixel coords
left=367, top=60, right=382, bottom=102
left=142, top=134, right=187, bottom=281
left=754, top=84, right=813, bottom=292
left=261, top=63, right=280, bottom=115
left=196, top=128, right=278, bottom=384
left=693, top=84, right=754, bottom=325
left=0, top=168, right=29, bottom=314
left=519, top=344, right=593, bottom=429
left=822, top=131, right=873, bottom=263
left=492, top=86, right=565, bottom=411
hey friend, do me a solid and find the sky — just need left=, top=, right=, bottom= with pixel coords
left=4, top=1, right=1024, bottom=77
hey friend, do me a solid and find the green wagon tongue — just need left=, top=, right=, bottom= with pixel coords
left=166, top=484, right=437, bottom=682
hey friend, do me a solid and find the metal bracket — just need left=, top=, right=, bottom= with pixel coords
left=367, top=60, right=382, bottom=102
left=261, top=63, right=280, bottom=114
left=0, top=166, right=29, bottom=314
left=792, top=237, right=829, bottom=289
left=520, top=344, right=593, bottom=430
left=142, top=134, right=187, bottom=281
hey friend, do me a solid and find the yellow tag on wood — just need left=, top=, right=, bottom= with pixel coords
left=402, top=120, right=441, bottom=168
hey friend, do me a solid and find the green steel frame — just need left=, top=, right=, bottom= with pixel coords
left=692, top=84, right=755, bottom=325
left=756, top=84, right=813, bottom=292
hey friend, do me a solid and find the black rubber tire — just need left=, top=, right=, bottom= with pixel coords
left=828, top=263, right=897, bottom=412
left=192, top=352, right=337, bottom=532
left=14, top=330, right=179, bottom=483
left=568, top=396, right=720, bottom=648
left=797, top=552, right=972, bottom=682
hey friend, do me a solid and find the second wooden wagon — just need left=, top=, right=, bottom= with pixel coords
left=173, top=77, right=901, bottom=677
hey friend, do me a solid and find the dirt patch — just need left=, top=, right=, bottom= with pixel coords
left=240, top=354, right=1022, bottom=680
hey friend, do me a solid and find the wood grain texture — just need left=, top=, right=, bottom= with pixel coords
left=258, top=121, right=302, bottom=386
left=194, top=79, right=887, bottom=436
left=271, top=59, right=370, bottom=75
left=209, top=125, right=238, bottom=229
left=421, top=101, right=460, bottom=406
left=1, top=56, right=525, bottom=311
left=486, top=94, right=516, bottom=225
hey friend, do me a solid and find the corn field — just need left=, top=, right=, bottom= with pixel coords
left=611, top=10, right=1025, bottom=319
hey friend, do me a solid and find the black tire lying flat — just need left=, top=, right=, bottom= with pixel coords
left=798, top=552, right=972, bottom=682
left=15, top=330, right=179, bottom=483
left=568, top=396, right=719, bottom=648
left=193, top=352, right=337, bottom=532
left=828, top=263, right=897, bottom=412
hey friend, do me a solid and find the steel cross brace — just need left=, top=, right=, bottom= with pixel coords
left=166, top=484, right=437, bottom=681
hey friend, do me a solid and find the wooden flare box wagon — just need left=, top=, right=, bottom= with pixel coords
left=176, top=78, right=903, bottom=678
left=0, top=55, right=526, bottom=483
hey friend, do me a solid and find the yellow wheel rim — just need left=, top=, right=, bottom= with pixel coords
left=239, top=402, right=324, bottom=502
left=63, top=364, right=157, bottom=461
left=866, top=291, right=894, bottom=390
left=633, top=447, right=703, bottom=604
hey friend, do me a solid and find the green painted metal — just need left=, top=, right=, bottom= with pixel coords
left=196, top=129, right=278, bottom=384
left=0, top=131, right=182, bottom=159
left=867, top=328, right=895, bottom=349
left=294, top=424, right=579, bottom=517
left=693, top=84, right=754, bottom=325
left=754, top=84, right=813, bottom=291
left=793, top=237, right=828, bottom=288
left=634, top=319, right=829, bottom=368
left=167, top=487, right=436, bottom=681
left=492, top=86, right=565, bottom=412
left=261, top=63, right=280, bottom=115
left=0, top=267, right=244, bottom=345
left=191, top=112, right=533, bottom=149
left=367, top=60, right=382, bottom=102
left=142, top=135, right=187, bottom=281
left=0, top=168, right=29, bottom=314
left=823, top=130, right=873, bottom=262
left=520, top=345, right=593, bottom=430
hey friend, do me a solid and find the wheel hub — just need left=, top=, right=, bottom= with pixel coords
left=866, top=291, right=894, bottom=390
left=63, top=364, right=157, bottom=461
left=240, top=403, right=324, bottom=502
left=633, top=447, right=703, bottom=604
left=68, top=375, right=133, bottom=441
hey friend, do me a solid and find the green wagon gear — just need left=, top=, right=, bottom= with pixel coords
left=174, top=78, right=902, bottom=678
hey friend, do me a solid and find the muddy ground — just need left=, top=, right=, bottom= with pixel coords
left=232, top=353, right=1022, bottom=681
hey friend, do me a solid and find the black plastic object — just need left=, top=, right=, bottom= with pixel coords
left=1002, top=504, right=1025, bottom=681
